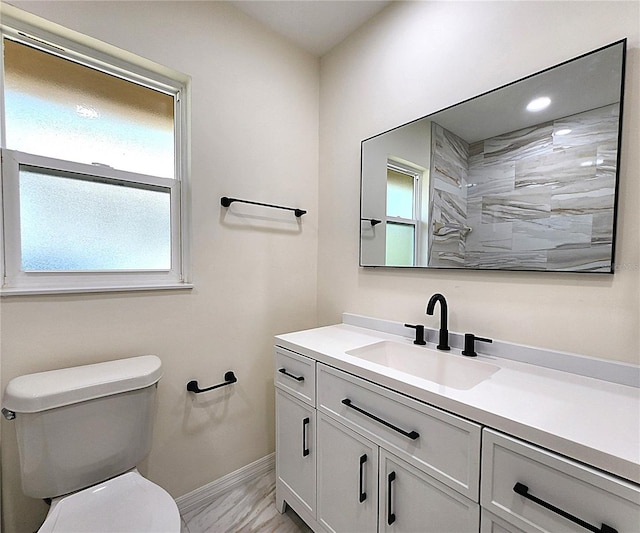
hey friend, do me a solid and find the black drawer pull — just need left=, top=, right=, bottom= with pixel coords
left=387, top=471, right=396, bottom=525
left=359, top=454, right=367, bottom=503
left=278, top=368, right=304, bottom=382
left=513, top=483, right=618, bottom=533
left=341, top=398, right=419, bottom=440
left=302, top=417, right=310, bottom=457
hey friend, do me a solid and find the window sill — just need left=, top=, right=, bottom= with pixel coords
left=0, top=283, right=194, bottom=297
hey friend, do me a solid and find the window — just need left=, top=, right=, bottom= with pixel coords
left=1, top=15, right=190, bottom=294
left=385, top=162, right=421, bottom=266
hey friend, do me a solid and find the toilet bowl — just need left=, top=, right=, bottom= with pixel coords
left=39, top=470, right=181, bottom=533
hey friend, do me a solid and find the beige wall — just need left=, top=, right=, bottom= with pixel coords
left=0, top=2, right=319, bottom=531
left=318, top=0, right=640, bottom=362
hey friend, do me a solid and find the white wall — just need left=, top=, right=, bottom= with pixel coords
left=318, top=1, right=640, bottom=361
left=0, top=2, right=319, bottom=532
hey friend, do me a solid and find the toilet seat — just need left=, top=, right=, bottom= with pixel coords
left=38, top=470, right=181, bottom=533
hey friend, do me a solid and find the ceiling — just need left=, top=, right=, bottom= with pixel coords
left=229, top=0, right=393, bottom=56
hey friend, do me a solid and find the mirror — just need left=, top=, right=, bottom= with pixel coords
left=360, top=39, right=626, bottom=273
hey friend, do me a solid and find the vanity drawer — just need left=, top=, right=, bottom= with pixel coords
left=317, top=363, right=481, bottom=500
left=274, top=347, right=316, bottom=406
left=481, top=429, right=640, bottom=533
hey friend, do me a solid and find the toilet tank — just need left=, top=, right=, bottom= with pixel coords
left=2, top=355, right=163, bottom=499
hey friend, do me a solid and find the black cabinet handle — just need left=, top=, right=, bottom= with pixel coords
left=302, top=417, right=310, bottom=457
left=513, top=483, right=618, bottom=533
left=358, top=454, right=367, bottom=503
left=278, top=368, right=304, bottom=382
left=387, top=471, right=396, bottom=525
left=341, top=399, right=419, bottom=440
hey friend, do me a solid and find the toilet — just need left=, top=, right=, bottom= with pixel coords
left=2, top=355, right=181, bottom=532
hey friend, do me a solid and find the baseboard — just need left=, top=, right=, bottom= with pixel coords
left=175, top=452, right=275, bottom=515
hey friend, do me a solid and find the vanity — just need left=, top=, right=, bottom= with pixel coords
left=274, top=314, right=640, bottom=533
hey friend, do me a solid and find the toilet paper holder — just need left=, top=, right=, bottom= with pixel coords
left=187, top=371, right=237, bottom=394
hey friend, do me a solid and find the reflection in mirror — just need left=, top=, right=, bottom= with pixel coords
left=385, top=163, right=421, bottom=265
left=360, top=40, right=626, bottom=273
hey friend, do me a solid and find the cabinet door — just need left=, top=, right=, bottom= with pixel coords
left=276, top=389, right=316, bottom=518
left=379, top=450, right=479, bottom=533
left=317, top=412, right=378, bottom=533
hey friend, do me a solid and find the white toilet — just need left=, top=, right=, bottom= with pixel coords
left=2, top=355, right=181, bottom=532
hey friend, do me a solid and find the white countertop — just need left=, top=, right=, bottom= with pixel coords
left=276, top=322, right=640, bottom=485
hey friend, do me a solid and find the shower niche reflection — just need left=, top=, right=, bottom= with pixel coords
left=360, top=39, right=626, bottom=273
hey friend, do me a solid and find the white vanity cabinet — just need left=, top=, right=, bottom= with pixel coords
left=274, top=341, right=640, bottom=533
left=275, top=348, right=317, bottom=526
left=275, top=346, right=482, bottom=533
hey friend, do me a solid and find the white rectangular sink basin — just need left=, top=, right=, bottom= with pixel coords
left=346, top=341, right=499, bottom=390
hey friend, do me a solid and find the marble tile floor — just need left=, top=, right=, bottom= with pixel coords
left=180, top=469, right=313, bottom=533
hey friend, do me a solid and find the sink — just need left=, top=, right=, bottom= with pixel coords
left=345, top=341, right=499, bottom=390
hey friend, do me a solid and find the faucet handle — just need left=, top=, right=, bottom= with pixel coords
left=462, top=333, right=492, bottom=357
left=404, top=323, right=426, bottom=345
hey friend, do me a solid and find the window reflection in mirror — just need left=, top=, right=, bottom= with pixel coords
left=385, top=163, right=423, bottom=266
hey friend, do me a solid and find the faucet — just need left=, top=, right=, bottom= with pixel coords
left=426, top=293, right=450, bottom=351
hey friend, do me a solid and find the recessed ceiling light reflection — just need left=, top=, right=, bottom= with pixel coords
left=526, top=96, right=551, bottom=112
left=554, top=128, right=572, bottom=136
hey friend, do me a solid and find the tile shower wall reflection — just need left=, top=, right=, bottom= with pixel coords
left=429, top=104, right=618, bottom=271
left=428, top=123, right=469, bottom=267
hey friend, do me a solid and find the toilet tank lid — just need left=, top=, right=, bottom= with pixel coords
left=2, top=355, right=163, bottom=413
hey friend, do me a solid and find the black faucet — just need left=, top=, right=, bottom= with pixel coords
left=426, top=293, right=450, bottom=351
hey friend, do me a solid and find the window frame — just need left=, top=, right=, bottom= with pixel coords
left=0, top=10, right=192, bottom=295
left=385, top=161, right=422, bottom=266
left=2, top=150, right=184, bottom=293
